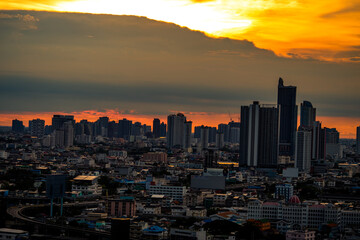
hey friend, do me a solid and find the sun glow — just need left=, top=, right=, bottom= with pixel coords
left=54, top=0, right=252, bottom=34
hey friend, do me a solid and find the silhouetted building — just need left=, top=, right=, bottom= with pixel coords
left=119, top=118, right=132, bottom=140
left=29, top=118, right=45, bottom=138
left=167, top=113, right=186, bottom=149
left=160, top=122, right=166, bottom=137
left=240, top=101, right=280, bottom=167
left=200, top=126, right=209, bottom=150
left=12, top=119, right=24, bottom=133
left=357, top=126, right=360, bottom=154
left=218, top=123, right=230, bottom=142
left=300, top=101, right=316, bottom=129
left=216, top=132, right=224, bottom=149
left=194, top=126, right=201, bottom=139
left=184, top=121, right=192, bottom=150
left=209, top=127, right=217, bottom=143
left=295, top=130, right=312, bottom=172
left=108, top=121, right=118, bottom=138
left=153, top=118, right=161, bottom=138
left=52, top=115, right=74, bottom=131
left=277, top=78, right=297, bottom=158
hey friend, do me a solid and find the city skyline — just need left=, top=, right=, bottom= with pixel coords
left=0, top=10, right=359, bottom=138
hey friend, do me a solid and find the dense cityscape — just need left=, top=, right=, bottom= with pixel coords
left=0, top=78, right=359, bottom=240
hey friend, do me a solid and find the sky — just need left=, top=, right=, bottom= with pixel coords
left=0, top=1, right=359, bottom=138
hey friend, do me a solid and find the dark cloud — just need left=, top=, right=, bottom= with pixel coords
left=0, top=10, right=359, bottom=118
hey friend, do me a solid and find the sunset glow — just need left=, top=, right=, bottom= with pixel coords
left=0, top=111, right=358, bottom=138
left=1, top=0, right=359, bottom=61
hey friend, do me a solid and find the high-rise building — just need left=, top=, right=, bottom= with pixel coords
left=52, top=115, right=74, bottom=131
left=300, top=101, right=316, bottom=129
left=29, top=118, right=45, bottom=137
left=275, top=184, right=294, bottom=202
left=184, top=121, right=192, bottom=149
left=216, top=132, right=224, bottom=149
left=12, top=119, right=24, bottom=133
left=200, top=126, right=209, bottom=150
left=118, top=118, right=132, bottom=139
left=230, top=127, right=240, bottom=143
left=295, top=130, right=312, bottom=172
left=277, top=78, right=297, bottom=157
left=218, top=124, right=230, bottom=142
left=240, top=101, right=280, bottom=167
left=160, top=122, right=167, bottom=137
left=194, top=126, right=201, bottom=139
left=64, top=121, right=74, bottom=147
left=153, top=118, right=161, bottom=138
left=167, top=113, right=186, bottom=149
left=94, top=117, right=109, bottom=137
left=357, top=126, right=360, bottom=154
left=108, top=121, right=118, bottom=138
left=209, top=127, right=217, bottom=143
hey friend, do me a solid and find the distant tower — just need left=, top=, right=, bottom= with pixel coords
left=357, top=126, right=360, bottom=154
left=295, top=130, right=312, bottom=172
left=118, top=118, right=132, bottom=140
left=29, top=119, right=45, bottom=137
left=52, top=115, right=74, bottom=131
left=184, top=121, right=192, bottom=150
left=200, top=126, right=209, bottom=150
left=12, top=119, right=24, bottom=133
left=277, top=78, right=297, bottom=158
left=153, top=118, right=161, bottom=138
left=167, top=113, right=186, bottom=148
left=300, top=101, right=316, bottom=129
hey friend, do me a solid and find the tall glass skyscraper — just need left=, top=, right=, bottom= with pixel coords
left=277, top=78, right=297, bottom=157
left=300, top=101, right=316, bottom=129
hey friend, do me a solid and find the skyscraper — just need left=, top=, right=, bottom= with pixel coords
left=160, top=122, right=167, bottom=137
left=52, top=115, right=75, bottom=131
left=29, top=118, right=45, bottom=137
left=300, top=101, right=316, bottom=129
left=357, top=126, right=360, bottom=154
left=153, top=118, right=161, bottom=138
left=295, top=130, right=312, bottom=172
left=200, top=126, right=209, bottom=150
left=167, top=113, right=186, bottom=149
left=12, top=119, right=25, bottom=133
left=240, top=101, right=280, bottom=167
left=277, top=78, right=297, bottom=157
left=184, top=121, right=192, bottom=150
left=118, top=118, right=132, bottom=140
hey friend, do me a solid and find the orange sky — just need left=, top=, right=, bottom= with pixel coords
left=0, top=110, right=358, bottom=138
left=1, top=0, right=360, bottom=61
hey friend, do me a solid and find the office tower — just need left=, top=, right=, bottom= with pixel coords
left=228, top=121, right=240, bottom=144
left=200, top=126, right=209, bottom=150
left=257, top=105, right=280, bottom=167
left=64, top=121, right=74, bottom=147
left=55, top=129, right=65, bottom=148
left=94, top=117, right=109, bottom=137
left=143, top=125, right=151, bottom=134
left=311, top=121, right=322, bottom=160
left=230, top=127, right=240, bottom=143
left=29, top=119, right=45, bottom=137
left=218, top=123, right=230, bottom=142
left=52, top=115, right=75, bottom=131
left=277, top=78, right=297, bottom=157
left=194, top=126, right=201, bottom=139
left=184, top=121, right=192, bottom=149
left=295, top=130, right=312, bottom=172
left=131, top=122, right=143, bottom=136
left=209, top=127, right=217, bottom=143
left=240, top=101, right=280, bottom=167
left=357, top=126, right=360, bottom=154
left=12, top=119, right=24, bottom=133
left=167, top=113, right=186, bottom=148
left=118, top=118, right=132, bottom=139
left=153, top=118, right=161, bottom=138
left=108, top=121, right=118, bottom=138
left=160, top=122, right=167, bottom=137
left=300, top=101, right=316, bottom=129
left=325, top=128, right=341, bottom=159
left=204, top=149, right=217, bottom=169
left=216, top=132, right=224, bottom=149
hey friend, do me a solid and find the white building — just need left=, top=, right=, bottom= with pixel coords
left=275, top=184, right=294, bottom=201
left=148, top=184, right=186, bottom=202
left=71, top=175, right=102, bottom=195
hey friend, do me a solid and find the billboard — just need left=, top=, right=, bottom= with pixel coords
left=46, top=175, right=66, bottom=199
